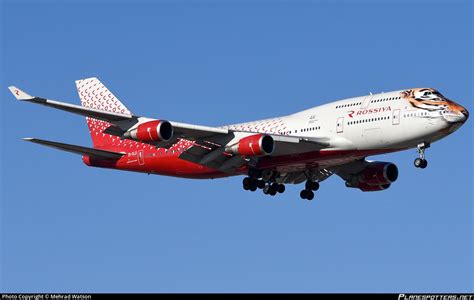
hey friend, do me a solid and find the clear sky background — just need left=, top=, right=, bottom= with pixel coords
left=1, top=0, right=472, bottom=293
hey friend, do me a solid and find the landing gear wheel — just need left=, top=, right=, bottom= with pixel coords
left=420, top=159, right=428, bottom=169
left=257, top=180, right=266, bottom=189
left=306, top=190, right=314, bottom=200
left=265, top=183, right=278, bottom=196
left=414, top=158, right=428, bottom=169
left=263, top=186, right=270, bottom=195
left=300, top=190, right=308, bottom=199
left=249, top=185, right=257, bottom=192
left=243, top=177, right=252, bottom=188
left=414, top=158, right=423, bottom=168
left=313, top=182, right=320, bottom=191
left=277, top=184, right=285, bottom=193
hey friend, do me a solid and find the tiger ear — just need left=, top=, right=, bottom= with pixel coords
left=401, top=90, right=411, bottom=98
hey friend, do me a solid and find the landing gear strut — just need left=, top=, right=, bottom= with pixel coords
left=305, top=180, right=320, bottom=191
left=414, top=142, right=430, bottom=169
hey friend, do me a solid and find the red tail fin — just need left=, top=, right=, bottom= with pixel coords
left=75, top=77, right=132, bottom=148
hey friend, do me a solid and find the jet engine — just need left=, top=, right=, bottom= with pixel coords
left=346, top=162, right=398, bottom=192
left=225, top=134, right=274, bottom=156
left=124, top=120, right=173, bottom=142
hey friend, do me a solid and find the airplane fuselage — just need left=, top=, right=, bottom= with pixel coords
left=12, top=79, right=468, bottom=198
left=84, top=87, right=468, bottom=178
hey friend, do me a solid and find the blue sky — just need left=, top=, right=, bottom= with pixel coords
left=1, top=0, right=472, bottom=293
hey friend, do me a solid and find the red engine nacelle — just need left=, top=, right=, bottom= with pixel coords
left=346, top=161, right=398, bottom=192
left=124, top=120, right=173, bottom=142
left=357, top=182, right=391, bottom=192
left=358, top=162, right=398, bottom=186
left=226, top=134, right=274, bottom=156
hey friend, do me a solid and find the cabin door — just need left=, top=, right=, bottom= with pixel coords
left=361, top=95, right=373, bottom=109
left=392, top=109, right=400, bottom=125
left=138, top=150, right=145, bottom=165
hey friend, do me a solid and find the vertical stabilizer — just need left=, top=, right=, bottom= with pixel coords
left=75, top=77, right=132, bottom=147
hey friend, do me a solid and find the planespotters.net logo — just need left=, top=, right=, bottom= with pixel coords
left=399, top=294, right=474, bottom=300
left=347, top=106, right=392, bottom=118
left=1, top=295, right=92, bottom=300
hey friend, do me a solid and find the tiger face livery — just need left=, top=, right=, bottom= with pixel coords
left=401, top=88, right=469, bottom=123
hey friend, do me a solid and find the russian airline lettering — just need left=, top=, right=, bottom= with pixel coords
left=348, top=106, right=392, bottom=118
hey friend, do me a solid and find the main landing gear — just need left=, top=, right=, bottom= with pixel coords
left=300, top=180, right=319, bottom=201
left=414, top=142, right=430, bottom=169
left=263, top=182, right=285, bottom=196
left=242, top=168, right=320, bottom=200
left=242, top=174, right=285, bottom=197
left=242, top=177, right=263, bottom=192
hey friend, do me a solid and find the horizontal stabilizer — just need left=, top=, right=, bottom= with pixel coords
left=23, top=138, right=125, bottom=159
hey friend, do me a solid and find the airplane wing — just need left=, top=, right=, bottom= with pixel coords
left=178, top=133, right=330, bottom=173
left=10, top=85, right=332, bottom=172
left=9, top=86, right=133, bottom=122
left=9, top=86, right=229, bottom=144
left=23, top=138, right=125, bottom=159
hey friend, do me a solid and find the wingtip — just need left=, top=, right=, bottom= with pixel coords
left=22, top=137, right=35, bottom=141
left=8, top=86, right=33, bottom=100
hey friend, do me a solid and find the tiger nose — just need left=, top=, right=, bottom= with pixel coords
left=457, top=103, right=469, bottom=122
left=462, top=107, right=469, bottom=121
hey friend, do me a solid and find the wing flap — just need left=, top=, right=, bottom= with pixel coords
left=269, top=134, right=330, bottom=156
left=23, top=138, right=125, bottom=159
left=171, top=121, right=229, bottom=138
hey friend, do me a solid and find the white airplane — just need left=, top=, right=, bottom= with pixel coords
left=9, top=78, right=469, bottom=200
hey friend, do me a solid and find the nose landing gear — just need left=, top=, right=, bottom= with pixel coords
left=414, top=142, right=430, bottom=169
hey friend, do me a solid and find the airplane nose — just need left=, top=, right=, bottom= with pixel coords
left=443, top=100, right=469, bottom=124
left=462, top=107, right=469, bottom=121
left=456, top=103, right=469, bottom=122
